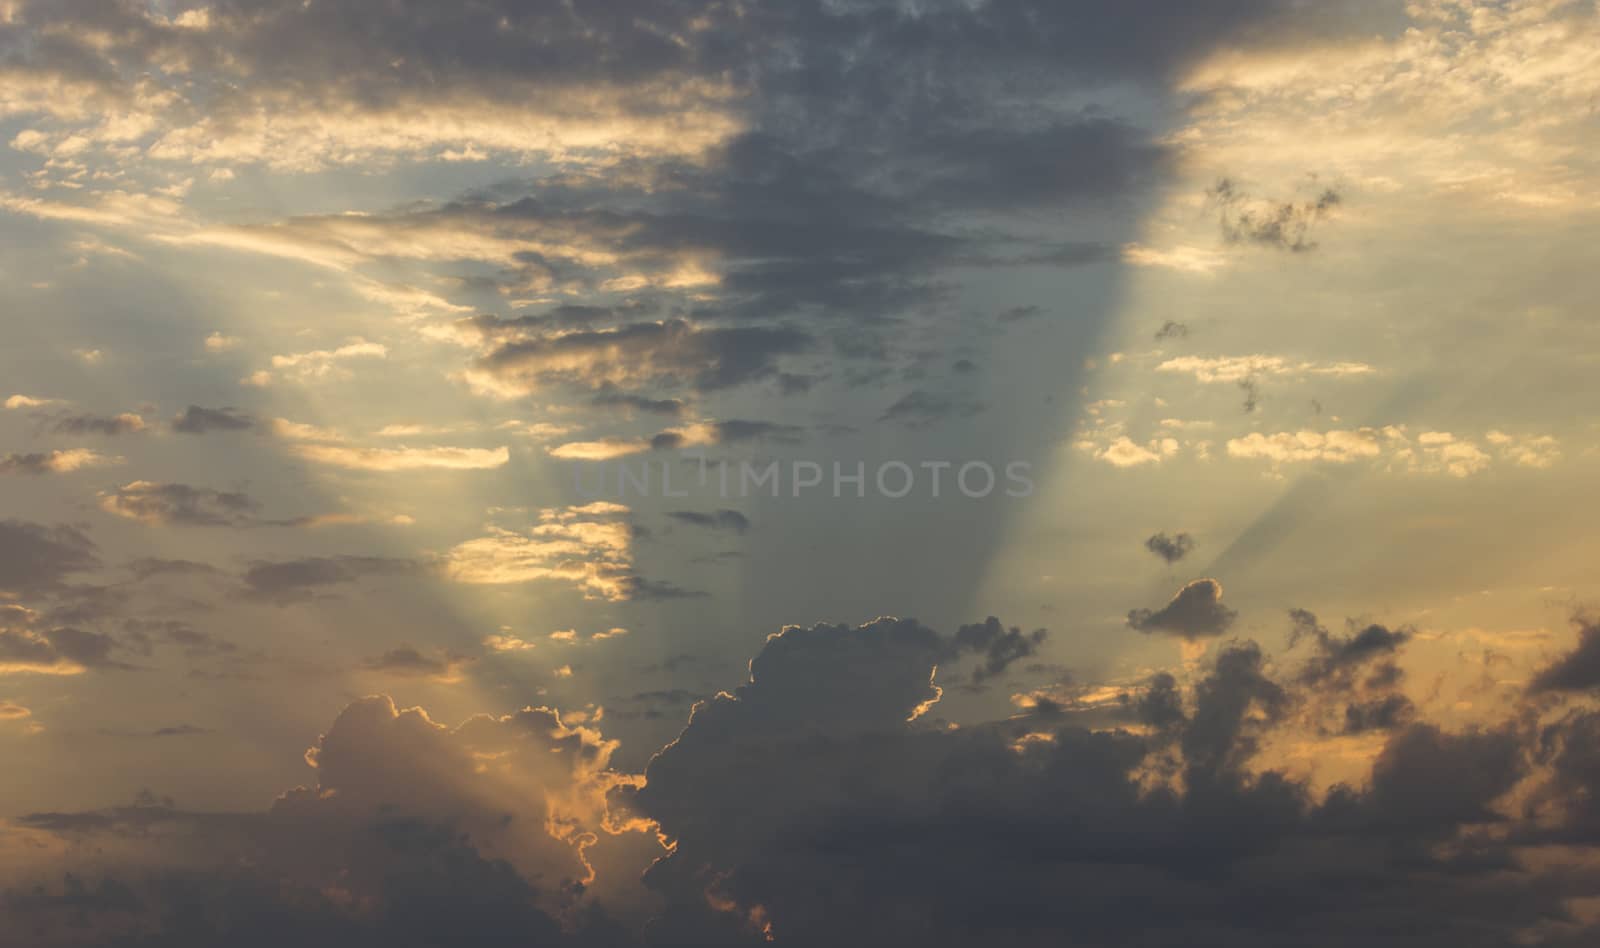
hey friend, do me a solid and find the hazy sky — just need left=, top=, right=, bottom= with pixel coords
left=3, top=1, right=1600, bottom=946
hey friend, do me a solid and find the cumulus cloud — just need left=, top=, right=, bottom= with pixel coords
left=1127, top=578, right=1238, bottom=639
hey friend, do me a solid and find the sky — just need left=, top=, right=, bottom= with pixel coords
left=2, top=0, right=1600, bottom=945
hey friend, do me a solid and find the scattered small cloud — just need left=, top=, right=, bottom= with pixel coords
left=1144, top=532, right=1195, bottom=564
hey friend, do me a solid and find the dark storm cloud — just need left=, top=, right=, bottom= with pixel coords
left=879, top=391, right=986, bottom=428
left=1144, top=531, right=1195, bottom=564
left=99, top=482, right=260, bottom=527
left=1154, top=319, right=1190, bottom=340
left=0, top=520, right=98, bottom=597
left=16, top=610, right=1600, bottom=947
left=170, top=406, right=257, bottom=435
left=1529, top=616, right=1600, bottom=694
left=667, top=510, right=751, bottom=534
left=613, top=617, right=1592, bottom=948
left=240, top=556, right=418, bottom=603
left=1127, top=578, right=1238, bottom=639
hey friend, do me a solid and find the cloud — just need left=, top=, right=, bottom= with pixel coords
left=590, top=391, right=688, bottom=417
left=171, top=405, right=257, bottom=434
left=362, top=647, right=470, bottom=683
left=1153, top=320, right=1190, bottom=339
left=0, top=521, right=98, bottom=597
left=4, top=395, right=61, bottom=410
left=1127, top=578, right=1238, bottom=639
left=1226, top=428, right=1386, bottom=464
left=1144, top=531, right=1195, bottom=564
left=1288, top=609, right=1415, bottom=735
left=98, top=481, right=260, bottom=527
left=615, top=614, right=1585, bottom=947
left=1079, top=435, right=1180, bottom=468
left=467, top=320, right=812, bottom=398
left=548, top=438, right=652, bottom=461
left=288, top=443, right=511, bottom=472
left=1156, top=354, right=1375, bottom=384
left=442, top=505, right=643, bottom=601
left=271, top=417, right=510, bottom=471
left=252, top=340, right=388, bottom=385
left=1209, top=177, right=1343, bottom=252
left=879, top=391, right=985, bottom=428
left=49, top=413, right=146, bottom=436
left=0, top=449, right=120, bottom=475
left=203, top=331, right=242, bottom=352
left=0, top=618, right=131, bottom=675
left=667, top=510, right=751, bottom=534
left=241, top=556, right=418, bottom=603
left=1529, top=616, right=1600, bottom=694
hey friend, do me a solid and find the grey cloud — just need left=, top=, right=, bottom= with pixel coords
left=668, top=510, right=751, bottom=534
left=1144, top=531, right=1195, bottom=564
left=241, top=556, right=418, bottom=603
left=50, top=412, right=147, bottom=436
left=879, top=391, right=986, bottom=428
left=0, top=451, right=107, bottom=475
left=99, top=482, right=260, bottom=527
left=649, top=419, right=805, bottom=451
left=618, top=618, right=1582, bottom=948
left=362, top=647, right=468, bottom=680
left=591, top=391, right=688, bottom=417
left=0, top=520, right=98, bottom=597
left=1211, top=177, right=1343, bottom=253
left=1529, top=616, right=1600, bottom=694
left=0, top=622, right=131, bottom=673
left=1127, top=578, right=1238, bottom=639
left=997, top=304, right=1043, bottom=323
left=948, top=616, right=1049, bottom=684
left=1154, top=320, right=1189, bottom=339
left=171, top=405, right=257, bottom=434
